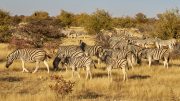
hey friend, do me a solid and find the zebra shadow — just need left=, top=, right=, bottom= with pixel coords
left=168, top=64, right=180, bottom=67
left=77, top=89, right=103, bottom=99
left=93, top=72, right=118, bottom=78
left=0, top=76, right=24, bottom=82
left=129, top=74, right=151, bottom=80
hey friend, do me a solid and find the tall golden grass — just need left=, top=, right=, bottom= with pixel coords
left=0, top=39, right=180, bottom=101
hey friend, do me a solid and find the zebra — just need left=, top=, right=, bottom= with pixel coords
left=133, top=39, right=147, bottom=48
left=145, top=38, right=158, bottom=44
left=100, top=51, right=128, bottom=81
left=100, top=48, right=136, bottom=70
left=108, top=37, right=127, bottom=49
left=6, top=49, right=51, bottom=73
left=138, top=48, right=170, bottom=68
left=61, top=55, right=96, bottom=80
left=112, top=49, right=137, bottom=70
left=155, top=38, right=176, bottom=50
left=110, top=40, right=129, bottom=50
left=126, top=44, right=145, bottom=64
left=53, top=45, right=85, bottom=71
left=79, top=40, right=104, bottom=64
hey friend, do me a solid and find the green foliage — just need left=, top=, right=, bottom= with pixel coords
left=0, top=9, right=13, bottom=42
left=31, top=11, right=49, bottom=20
left=73, top=13, right=90, bottom=27
left=155, top=9, right=180, bottom=39
left=0, top=8, right=180, bottom=44
left=85, top=9, right=112, bottom=34
left=57, top=10, right=74, bottom=27
left=24, top=11, right=50, bottom=24
left=0, top=9, right=12, bottom=25
left=135, top=13, right=148, bottom=24
left=112, top=17, right=136, bottom=28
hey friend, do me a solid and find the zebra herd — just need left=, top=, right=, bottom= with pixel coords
left=5, top=37, right=177, bottom=81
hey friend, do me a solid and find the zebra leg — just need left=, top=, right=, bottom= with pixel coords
left=64, top=64, right=68, bottom=72
left=122, top=68, right=127, bottom=81
left=166, top=61, right=169, bottom=69
left=107, top=65, right=112, bottom=80
left=44, top=60, right=49, bottom=73
left=163, top=61, right=166, bottom=68
left=169, top=44, right=172, bottom=50
left=86, top=65, right=92, bottom=80
left=21, top=60, right=29, bottom=72
left=76, top=67, right=81, bottom=79
left=97, top=58, right=101, bottom=65
left=148, top=57, right=152, bottom=67
left=164, top=58, right=169, bottom=69
left=128, top=57, right=134, bottom=70
left=71, top=66, right=75, bottom=79
left=33, top=61, right=40, bottom=73
left=156, top=43, right=160, bottom=49
left=155, top=43, right=158, bottom=48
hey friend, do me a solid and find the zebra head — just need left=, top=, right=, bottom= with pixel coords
left=99, top=49, right=112, bottom=62
left=96, top=46, right=104, bottom=58
left=79, top=40, right=86, bottom=52
left=6, top=53, right=15, bottom=68
left=139, top=48, right=148, bottom=56
left=137, top=48, right=148, bottom=64
left=53, top=56, right=61, bottom=71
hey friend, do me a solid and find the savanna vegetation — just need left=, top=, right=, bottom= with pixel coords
left=0, top=8, right=180, bottom=46
left=0, top=8, right=180, bottom=101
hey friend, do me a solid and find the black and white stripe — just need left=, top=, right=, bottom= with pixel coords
left=53, top=45, right=85, bottom=71
left=6, top=49, right=50, bottom=73
left=101, top=54, right=128, bottom=81
left=112, top=49, right=136, bottom=69
left=127, top=44, right=144, bottom=64
left=62, top=55, right=96, bottom=80
left=108, top=37, right=129, bottom=50
left=138, top=48, right=170, bottom=68
left=155, top=38, right=176, bottom=50
left=80, top=40, right=104, bottom=64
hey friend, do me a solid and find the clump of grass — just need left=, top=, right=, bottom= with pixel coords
left=49, top=75, right=75, bottom=97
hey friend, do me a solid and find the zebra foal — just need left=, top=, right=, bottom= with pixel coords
left=6, top=49, right=51, bottom=73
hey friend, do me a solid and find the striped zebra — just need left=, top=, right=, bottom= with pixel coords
left=112, top=49, right=137, bottom=70
left=100, top=51, right=128, bottom=81
left=138, top=48, right=170, bottom=68
left=127, top=44, right=144, bottom=64
left=133, top=39, right=147, bottom=48
left=155, top=38, right=176, bottom=50
left=79, top=40, right=104, bottom=64
left=53, top=45, right=85, bottom=71
left=108, top=37, right=128, bottom=50
left=145, top=38, right=159, bottom=45
left=61, top=55, right=96, bottom=80
left=6, top=49, right=51, bottom=73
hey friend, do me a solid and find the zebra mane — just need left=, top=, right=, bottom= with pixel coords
left=7, top=49, right=20, bottom=58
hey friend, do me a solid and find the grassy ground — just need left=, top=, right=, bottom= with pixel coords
left=0, top=39, right=180, bottom=101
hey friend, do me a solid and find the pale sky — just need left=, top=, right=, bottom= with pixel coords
left=0, top=0, right=180, bottom=17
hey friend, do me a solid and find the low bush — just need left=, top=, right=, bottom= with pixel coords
left=49, top=75, right=75, bottom=97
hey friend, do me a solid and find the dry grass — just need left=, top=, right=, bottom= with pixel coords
left=0, top=40, right=180, bottom=101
